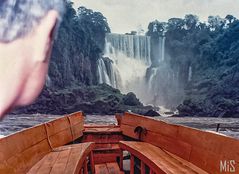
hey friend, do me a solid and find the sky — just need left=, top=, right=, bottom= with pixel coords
left=72, top=0, right=239, bottom=34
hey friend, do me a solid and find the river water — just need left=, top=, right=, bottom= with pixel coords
left=0, top=114, right=239, bottom=139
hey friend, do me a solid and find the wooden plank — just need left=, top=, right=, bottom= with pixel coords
left=45, top=117, right=70, bottom=137
left=84, top=160, right=88, bottom=174
left=121, top=113, right=178, bottom=138
left=84, top=127, right=121, bottom=134
left=0, top=124, right=47, bottom=162
left=28, top=151, right=59, bottom=174
left=95, top=164, right=109, bottom=174
left=27, top=159, right=44, bottom=174
left=8, top=139, right=50, bottom=173
left=119, top=150, right=123, bottom=171
left=0, top=113, right=86, bottom=173
left=37, top=151, right=60, bottom=174
left=130, top=155, right=134, bottom=174
left=67, top=112, right=84, bottom=126
left=106, top=162, right=121, bottom=174
left=71, top=123, right=84, bottom=140
left=48, top=128, right=72, bottom=148
left=90, top=151, right=95, bottom=174
left=189, top=146, right=222, bottom=174
left=141, top=160, right=145, bottom=174
left=64, top=143, right=95, bottom=174
left=0, top=161, right=14, bottom=173
left=94, top=143, right=120, bottom=150
left=84, top=125, right=119, bottom=128
left=120, top=124, right=137, bottom=139
left=149, top=169, right=154, bottom=174
left=28, top=143, right=94, bottom=174
left=64, top=145, right=85, bottom=174
left=144, top=131, right=191, bottom=160
left=93, top=153, right=120, bottom=164
left=50, top=148, right=71, bottom=174
left=121, top=124, right=191, bottom=160
left=21, top=139, right=51, bottom=173
left=177, top=126, right=239, bottom=173
left=166, top=151, right=208, bottom=174
left=120, top=113, right=239, bottom=173
left=120, top=141, right=208, bottom=174
left=83, top=134, right=123, bottom=144
left=178, top=126, right=239, bottom=159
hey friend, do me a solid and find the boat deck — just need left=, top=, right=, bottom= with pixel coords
left=95, top=162, right=123, bottom=174
left=0, top=112, right=239, bottom=173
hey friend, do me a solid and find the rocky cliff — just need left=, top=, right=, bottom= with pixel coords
left=147, top=15, right=239, bottom=117
left=13, top=84, right=152, bottom=115
left=12, top=2, right=152, bottom=115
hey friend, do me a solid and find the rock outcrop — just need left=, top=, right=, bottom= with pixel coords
left=12, top=84, right=153, bottom=115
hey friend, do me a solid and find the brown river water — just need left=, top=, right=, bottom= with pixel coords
left=0, top=114, right=239, bottom=139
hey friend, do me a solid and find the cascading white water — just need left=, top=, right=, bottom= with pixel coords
left=97, top=58, right=111, bottom=85
left=148, top=68, right=157, bottom=92
left=45, top=75, right=51, bottom=87
left=158, top=36, right=166, bottom=62
left=97, top=33, right=180, bottom=108
left=161, top=36, right=165, bottom=61
left=97, top=33, right=151, bottom=101
left=188, top=66, right=192, bottom=82
left=106, top=33, right=151, bottom=65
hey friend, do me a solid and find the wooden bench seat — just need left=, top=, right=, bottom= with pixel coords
left=95, top=162, right=124, bottom=174
left=0, top=112, right=86, bottom=173
left=28, top=142, right=95, bottom=174
left=120, top=113, right=239, bottom=173
left=119, top=141, right=207, bottom=174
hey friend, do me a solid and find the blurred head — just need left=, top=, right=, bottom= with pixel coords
left=0, top=0, right=65, bottom=118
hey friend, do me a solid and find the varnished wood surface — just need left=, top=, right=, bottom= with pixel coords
left=120, top=113, right=191, bottom=160
left=120, top=141, right=208, bottom=174
left=0, top=112, right=85, bottom=173
left=28, top=143, right=95, bottom=174
left=83, top=125, right=123, bottom=165
left=95, top=162, right=122, bottom=174
left=120, top=112, right=239, bottom=174
left=84, top=126, right=122, bottom=134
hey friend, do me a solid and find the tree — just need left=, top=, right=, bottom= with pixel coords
left=167, top=18, right=185, bottom=30
left=184, top=14, right=199, bottom=30
left=49, top=2, right=111, bottom=87
left=225, top=15, right=236, bottom=24
left=208, top=15, right=226, bottom=31
left=147, top=20, right=167, bottom=37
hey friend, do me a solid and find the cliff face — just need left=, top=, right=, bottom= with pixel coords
left=177, top=20, right=239, bottom=117
left=147, top=15, right=239, bottom=117
left=12, top=3, right=153, bottom=116
left=13, top=84, right=152, bottom=115
left=47, top=5, right=108, bottom=88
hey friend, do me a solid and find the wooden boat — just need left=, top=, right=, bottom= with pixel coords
left=0, top=111, right=238, bottom=174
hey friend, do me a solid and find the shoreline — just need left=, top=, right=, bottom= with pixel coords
left=1, top=114, right=239, bottom=139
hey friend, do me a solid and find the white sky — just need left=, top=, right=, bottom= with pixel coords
left=72, top=0, right=239, bottom=33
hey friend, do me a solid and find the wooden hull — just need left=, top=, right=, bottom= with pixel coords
left=0, top=112, right=238, bottom=174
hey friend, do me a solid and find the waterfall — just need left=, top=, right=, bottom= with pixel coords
left=97, top=33, right=151, bottom=101
left=188, top=66, right=192, bottom=82
left=105, top=33, right=151, bottom=65
left=97, top=58, right=111, bottom=86
left=148, top=68, right=157, bottom=92
left=161, top=36, right=165, bottom=61
left=158, top=36, right=166, bottom=62
left=45, top=75, right=51, bottom=87
left=97, top=33, right=178, bottom=107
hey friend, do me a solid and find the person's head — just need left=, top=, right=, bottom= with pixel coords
left=0, top=0, right=65, bottom=118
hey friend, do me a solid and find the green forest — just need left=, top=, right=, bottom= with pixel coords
left=14, top=1, right=239, bottom=117
left=147, top=14, right=239, bottom=117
